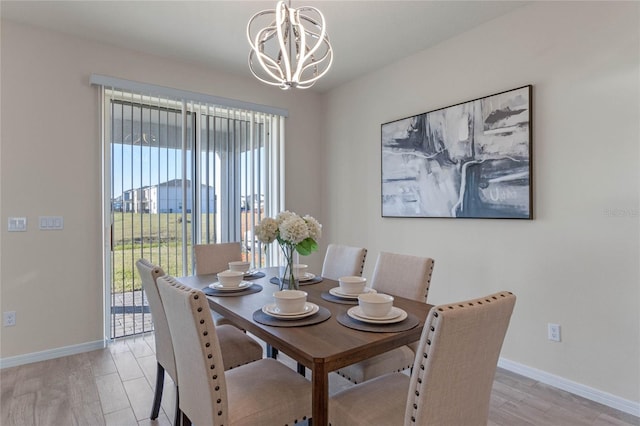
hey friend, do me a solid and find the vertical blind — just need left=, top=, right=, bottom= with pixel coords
left=93, top=75, right=287, bottom=338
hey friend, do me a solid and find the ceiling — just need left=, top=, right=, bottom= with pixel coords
left=1, top=1, right=528, bottom=93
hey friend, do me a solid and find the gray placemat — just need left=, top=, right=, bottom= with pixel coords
left=253, top=305, right=331, bottom=327
left=336, top=311, right=420, bottom=333
left=321, top=291, right=358, bottom=305
left=202, top=283, right=263, bottom=297
left=244, top=271, right=266, bottom=280
left=269, top=276, right=324, bottom=286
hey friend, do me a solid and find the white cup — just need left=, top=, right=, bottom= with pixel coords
left=228, top=261, right=250, bottom=273
left=292, top=263, right=308, bottom=280
left=217, top=270, right=244, bottom=288
left=273, top=290, right=308, bottom=314
left=358, top=293, right=394, bottom=317
left=338, top=276, right=367, bottom=295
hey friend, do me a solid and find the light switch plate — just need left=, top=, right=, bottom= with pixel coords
left=39, top=216, right=63, bottom=230
left=8, top=217, right=27, bottom=232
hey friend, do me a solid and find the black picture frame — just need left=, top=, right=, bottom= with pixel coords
left=381, top=85, right=532, bottom=219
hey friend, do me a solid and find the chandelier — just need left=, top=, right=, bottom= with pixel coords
left=247, top=1, right=333, bottom=90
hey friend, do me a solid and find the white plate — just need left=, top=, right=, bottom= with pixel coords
left=298, top=272, right=316, bottom=282
left=264, top=302, right=317, bottom=316
left=350, top=306, right=403, bottom=320
left=329, top=286, right=377, bottom=299
left=244, top=270, right=261, bottom=278
left=262, top=302, right=319, bottom=319
left=209, top=281, right=252, bottom=291
left=347, top=306, right=408, bottom=324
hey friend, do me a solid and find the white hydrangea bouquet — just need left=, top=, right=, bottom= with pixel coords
left=254, top=211, right=322, bottom=290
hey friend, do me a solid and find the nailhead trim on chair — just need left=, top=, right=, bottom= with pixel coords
left=334, top=364, right=413, bottom=385
left=358, top=249, right=368, bottom=276
left=196, top=288, right=225, bottom=420
left=423, top=259, right=435, bottom=301
left=407, top=291, right=513, bottom=423
left=408, top=304, right=438, bottom=422
left=163, top=276, right=228, bottom=424
left=335, top=362, right=412, bottom=384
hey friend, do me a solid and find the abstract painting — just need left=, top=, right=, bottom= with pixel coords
left=381, top=85, right=532, bottom=219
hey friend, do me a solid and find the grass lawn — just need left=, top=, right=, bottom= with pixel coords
left=111, top=211, right=263, bottom=292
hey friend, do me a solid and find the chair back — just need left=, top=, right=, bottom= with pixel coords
left=156, top=275, right=229, bottom=426
left=194, top=242, right=242, bottom=275
left=370, top=252, right=434, bottom=302
left=321, top=244, right=367, bottom=281
left=135, top=259, right=177, bottom=382
left=405, top=291, right=516, bottom=425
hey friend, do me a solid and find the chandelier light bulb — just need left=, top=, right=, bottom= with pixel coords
left=247, top=1, right=333, bottom=90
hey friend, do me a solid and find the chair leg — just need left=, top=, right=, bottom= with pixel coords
left=297, top=363, right=306, bottom=376
left=182, top=411, right=192, bottom=426
left=267, top=344, right=278, bottom=359
left=173, top=385, right=181, bottom=426
left=151, top=362, right=165, bottom=420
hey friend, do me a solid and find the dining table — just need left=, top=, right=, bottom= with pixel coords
left=177, top=267, right=433, bottom=426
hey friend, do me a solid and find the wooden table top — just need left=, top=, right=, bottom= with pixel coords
left=177, top=268, right=432, bottom=372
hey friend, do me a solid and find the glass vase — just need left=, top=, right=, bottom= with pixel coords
left=279, top=244, right=299, bottom=291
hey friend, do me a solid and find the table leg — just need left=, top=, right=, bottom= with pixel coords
left=297, top=363, right=306, bottom=376
left=266, top=344, right=278, bottom=359
left=311, top=363, right=329, bottom=426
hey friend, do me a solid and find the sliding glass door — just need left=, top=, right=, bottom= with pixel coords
left=107, top=95, right=193, bottom=338
left=100, top=87, right=284, bottom=339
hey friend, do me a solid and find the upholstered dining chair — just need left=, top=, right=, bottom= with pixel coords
left=329, top=291, right=516, bottom=426
left=336, top=252, right=435, bottom=384
left=193, top=242, right=242, bottom=275
left=195, top=242, right=283, bottom=360
left=136, top=259, right=263, bottom=426
left=156, top=275, right=312, bottom=426
left=193, top=242, right=245, bottom=327
left=321, top=243, right=368, bottom=281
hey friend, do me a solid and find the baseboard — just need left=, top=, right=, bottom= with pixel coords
left=498, top=357, right=640, bottom=418
left=0, top=340, right=106, bottom=369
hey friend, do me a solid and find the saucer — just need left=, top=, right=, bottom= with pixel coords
left=262, top=302, right=319, bottom=319
left=329, top=286, right=377, bottom=299
left=209, top=281, right=252, bottom=291
left=347, top=306, right=407, bottom=324
left=298, top=272, right=315, bottom=282
left=244, top=270, right=260, bottom=278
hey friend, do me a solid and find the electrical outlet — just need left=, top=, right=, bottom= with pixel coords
left=548, top=323, right=561, bottom=342
left=3, top=311, right=16, bottom=327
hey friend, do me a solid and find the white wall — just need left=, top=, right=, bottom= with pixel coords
left=1, top=0, right=638, bottom=414
left=322, top=1, right=639, bottom=406
left=0, top=20, right=324, bottom=358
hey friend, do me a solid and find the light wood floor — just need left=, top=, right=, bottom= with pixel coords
left=1, top=333, right=637, bottom=426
